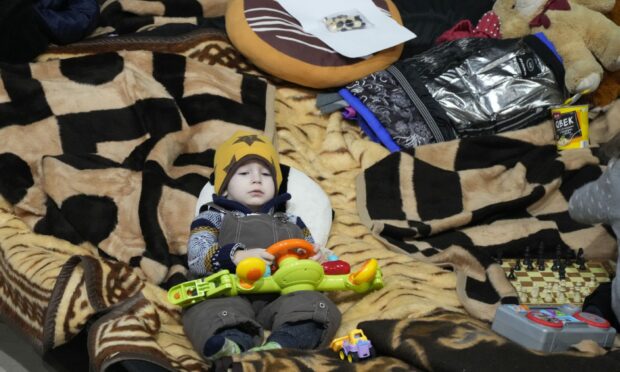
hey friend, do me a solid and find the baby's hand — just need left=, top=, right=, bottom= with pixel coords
left=309, top=244, right=326, bottom=263
left=233, top=248, right=275, bottom=265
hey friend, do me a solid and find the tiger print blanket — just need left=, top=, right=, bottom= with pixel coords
left=1, top=0, right=620, bottom=371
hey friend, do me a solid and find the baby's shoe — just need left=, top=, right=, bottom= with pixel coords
left=203, top=334, right=241, bottom=359
left=248, top=341, right=282, bottom=353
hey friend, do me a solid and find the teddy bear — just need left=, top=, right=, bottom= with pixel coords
left=591, top=0, right=620, bottom=107
left=493, top=0, right=620, bottom=93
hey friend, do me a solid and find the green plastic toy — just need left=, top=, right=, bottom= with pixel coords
left=168, top=239, right=384, bottom=307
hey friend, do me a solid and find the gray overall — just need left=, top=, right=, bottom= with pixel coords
left=182, top=204, right=341, bottom=354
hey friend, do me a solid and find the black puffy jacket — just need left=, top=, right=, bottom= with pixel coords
left=34, top=0, right=99, bottom=45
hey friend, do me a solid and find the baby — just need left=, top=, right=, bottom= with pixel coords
left=183, top=130, right=341, bottom=359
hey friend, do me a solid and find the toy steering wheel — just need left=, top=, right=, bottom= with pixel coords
left=266, top=239, right=315, bottom=268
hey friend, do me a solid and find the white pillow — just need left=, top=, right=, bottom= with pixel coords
left=195, top=166, right=332, bottom=248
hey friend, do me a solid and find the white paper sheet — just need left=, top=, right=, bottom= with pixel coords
left=277, top=0, right=416, bottom=58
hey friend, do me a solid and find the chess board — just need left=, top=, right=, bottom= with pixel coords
left=501, top=259, right=615, bottom=305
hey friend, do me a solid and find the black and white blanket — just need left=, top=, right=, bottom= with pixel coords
left=0, top=47, right=274, bottom=290
left=357, top=121, right=617, bottom=320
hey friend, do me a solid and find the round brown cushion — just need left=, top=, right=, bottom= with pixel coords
left=226, top=0, right=404, bottom=88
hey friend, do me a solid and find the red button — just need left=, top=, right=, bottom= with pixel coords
left=322, top=260, right=351, bottom=275
left=573, top=312, right=611, bottom=329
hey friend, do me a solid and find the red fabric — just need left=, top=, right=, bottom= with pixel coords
left=474, top=11, right=501, bottom=37
left=436, top=11, right=501, bottom=44
left=529, top=0, right=571, bottom=29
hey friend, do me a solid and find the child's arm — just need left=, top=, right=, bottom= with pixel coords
left=568, top=160, right=619, bottom=226
left=290, top=214, right=335, bottom=262
left=187, top=210, right=244, bottom=276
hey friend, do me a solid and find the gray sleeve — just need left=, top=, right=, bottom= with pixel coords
left=568, top=160, right=618, bottom=225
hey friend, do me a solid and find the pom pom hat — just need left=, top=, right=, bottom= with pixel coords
left=213, top=130, right=282, bottom=196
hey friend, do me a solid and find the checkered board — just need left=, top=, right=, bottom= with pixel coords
left=501, top=259, right=615, bottom=305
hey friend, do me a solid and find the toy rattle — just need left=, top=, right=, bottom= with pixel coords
left=168, top=239, right=384, bottom=307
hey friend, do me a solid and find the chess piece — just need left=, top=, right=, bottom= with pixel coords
left=524, top=245, right=531, bottom=266
left=537, top=241, right=545, bottom=258
left=577, top=250, right=587, bottom=271
left=508, top=266, right=516, bottom=280
left=526, top=258, right=535, bottom=271
left=496, top=248, right=503, bottom=265
left=536, top=242, right=545, bottom=270
left=564, top=246, right=574, bottom=267
left=514, top=258, right=521, bottom=271
left=558, top=262, right=566, bottom=280
left=576, top=248, right=586, bottom=270
left=557, top=293, right=565, bottom=303
left=552, top=245, right=561, bottom=271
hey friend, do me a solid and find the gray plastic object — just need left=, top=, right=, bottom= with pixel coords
left=492, top=304, right=616, bottom=352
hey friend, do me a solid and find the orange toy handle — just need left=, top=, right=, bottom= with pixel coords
left=266, top=239, right=315, bottom=267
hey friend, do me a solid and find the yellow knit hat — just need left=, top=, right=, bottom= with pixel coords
left=213, top=130, right=281, bottom=195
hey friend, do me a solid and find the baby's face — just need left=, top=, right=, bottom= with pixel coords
left=225, top=161, right=275, bottom=211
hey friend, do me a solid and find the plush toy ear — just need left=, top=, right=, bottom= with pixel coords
left=196, top=165, right=332, bottom=248
left=493, top=0, right=532, bottom=38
